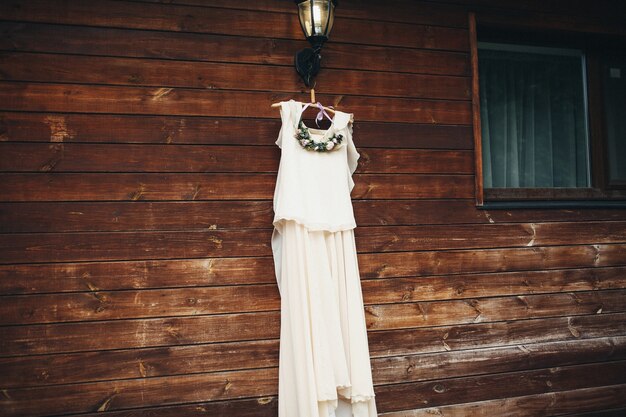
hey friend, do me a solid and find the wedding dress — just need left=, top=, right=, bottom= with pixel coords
left=271, top=99, right=378, bottom=417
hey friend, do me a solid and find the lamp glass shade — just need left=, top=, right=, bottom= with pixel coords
left=297, top=0, right=335, bottom=39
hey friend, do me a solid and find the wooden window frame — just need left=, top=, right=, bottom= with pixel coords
left=469, top=12, right=626, bottom=208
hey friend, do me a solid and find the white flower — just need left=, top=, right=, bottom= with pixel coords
left=326, top=141, right=335, bottom=150
left=301, top=139, right=309, bottom=146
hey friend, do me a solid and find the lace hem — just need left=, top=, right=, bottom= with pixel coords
left=350, top=393, right=376, bottom=403
left=319, top=384, right=375, bottom=404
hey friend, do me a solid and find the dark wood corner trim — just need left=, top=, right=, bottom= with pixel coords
left=468, top=11, right=484, bottom=207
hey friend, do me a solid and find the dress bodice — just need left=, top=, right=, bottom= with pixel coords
left=272, top=99, right=360, bottom=231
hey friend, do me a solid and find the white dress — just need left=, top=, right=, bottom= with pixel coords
left=271, top=100, right=378, bottom=417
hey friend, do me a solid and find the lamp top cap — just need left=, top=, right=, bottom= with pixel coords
left=294, top=0, right=338, bottom=5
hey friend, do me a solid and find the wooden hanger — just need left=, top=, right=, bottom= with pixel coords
left=271, top=88, right=336, bottom=114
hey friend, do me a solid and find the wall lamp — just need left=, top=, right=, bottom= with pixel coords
left=294, top=0, right=338, bottom=87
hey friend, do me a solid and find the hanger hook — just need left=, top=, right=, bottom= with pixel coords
left=309, top=81, right=317, bottom=103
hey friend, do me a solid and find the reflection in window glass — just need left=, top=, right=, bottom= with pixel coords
left=478, top=42, right=590, bottom=188
left=603, top=58, right=626, bottom=183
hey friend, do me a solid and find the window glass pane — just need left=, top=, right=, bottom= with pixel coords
left=478, top=42, right=590, bottom=188
left=603, top=57, right=626, bottom=183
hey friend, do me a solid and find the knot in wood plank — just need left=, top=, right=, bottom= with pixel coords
left=433, top=383, right=446, bottom=393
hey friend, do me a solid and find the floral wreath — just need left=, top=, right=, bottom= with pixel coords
left=294, top=121, right=344, bottom=152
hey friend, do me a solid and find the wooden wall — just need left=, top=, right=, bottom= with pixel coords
left=1, top=0, right=625, bottom=416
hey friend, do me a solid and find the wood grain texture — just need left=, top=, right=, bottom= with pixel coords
left=373, top=336, right=626, bottom=385
left=2, top=0, right=625, bottom=415
left=374, top=360, right=626, bottom=412
left=360, top=244, right=626, bottom=278
left=3, top=200, right=626, bottom=233
left=1, top=289, right=624, bottom=355
left=1, top=221, right=625, bottom=263
left=428, top=0, right=626, bottom=18
left=133, top=0, right=471, bottom=28
left=23, top=385, right=626, bottom=417
left=0, top=0, right=471, bottom=51
left=565, top=408, right=626, bottom=417
left=1, top=278, right=624, bottom=325
left=2, top=360, right=626, bottom=416
left=0, top=306, right=626, bottom=357
left=0, top=143, right=473, bottom=174
left=0, top=311, right=281, bottom=356
left=474, top=5, right=626, bottom=37
left=0, top=173, right=474, bottom=202
left=2, top=334, right=624, bottom=389
left=468, top=11, right=484, bottom=206
left=0, top=22, right=471, bottom=75
left=0, top=366, right=279, bottom=417
left=0, top=112, right=473, bottom=148
left=0, top=257, right=276, bottom=295
left=74, top=397, right=278, bottom=417
left=2, top=244, right=626, bottom=295
left=380, top=384, right=626, bottom=417
left=0, top=82, right=473, bottom=124
left=0, top=52, right=471, bottom=100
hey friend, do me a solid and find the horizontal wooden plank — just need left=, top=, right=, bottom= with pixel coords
left=0, top=201, right=276, bottom=233
left=374, top=360, right=626, bottom=412
left=0, top=311, right=280, bottom=356
left=0, top=22, right=471, bottom=75
left=5, top=333, right=625, bottom=389
left=0, top=52, right=471, bottom=100
left=0, top=143, right=276, bottom=173
left=1, top=289, right=624, bottom=354
left=42, top=385, right=626, bottom=417
left=133, top=0, right=470, bottom=28
left=2, top=221, right=624, bottom=264
left=1, top=254, right=623, bottom=306
left=363, top=243, right=626, bottom=278
left=0, top=229, right=276, bottom=263
left=374, top=311, right=626, bottom=357
left=3, top=261, right=625, bottom=308
left=1, top=270, right=624, bottom=324
left=2, top=306, right=624, bottom=359
left=0, top=173, right=474, bottom=202
left=0, top=82, right=474, bottom=124
left=41, top=385, right=626, bottom=417
left=2, top=200, right=626, bottom=234
left=363, top=289, right=626, bottom=331
left=0, top=284, right=281, bottom=325
left=0, top=143, right=473, bottom=174
left=0, top=338, right=280, bottom=388
left=474, top=5, right=626, bottom=37
left=76, top=396, right=277, bottom=417
left=1, top=358, right=625, bottom=416
left=564, top=408, right=626, bottom=417
left=2, top=244, right=626, bottom=295
left=0, top=366, right=278, bottom=417
left=429, top=0, right=625, bottom=19
left=354, top=221, right=626, bottom=253
left=1, top=323, right=623, bottom=389
left=362, top=266, right=626, bottom=305
left=373, top=335, right=626, bottom=385
left=0, top=0, right=470, bottom=51
left=380, top=384, right=626, bottom=417
left=0, top=257, right=276, bottom=295
left=0, top=334, right=619, bottom=394
left=0, top=112, right=473, bottom=148
left=16, top=246, right=624, bottom=295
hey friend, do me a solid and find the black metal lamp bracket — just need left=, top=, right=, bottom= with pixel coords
left=295, top=46, right=322, bottom=88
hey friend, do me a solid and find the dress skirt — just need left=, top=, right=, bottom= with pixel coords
left=272, top=219, right=378, bottom=417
